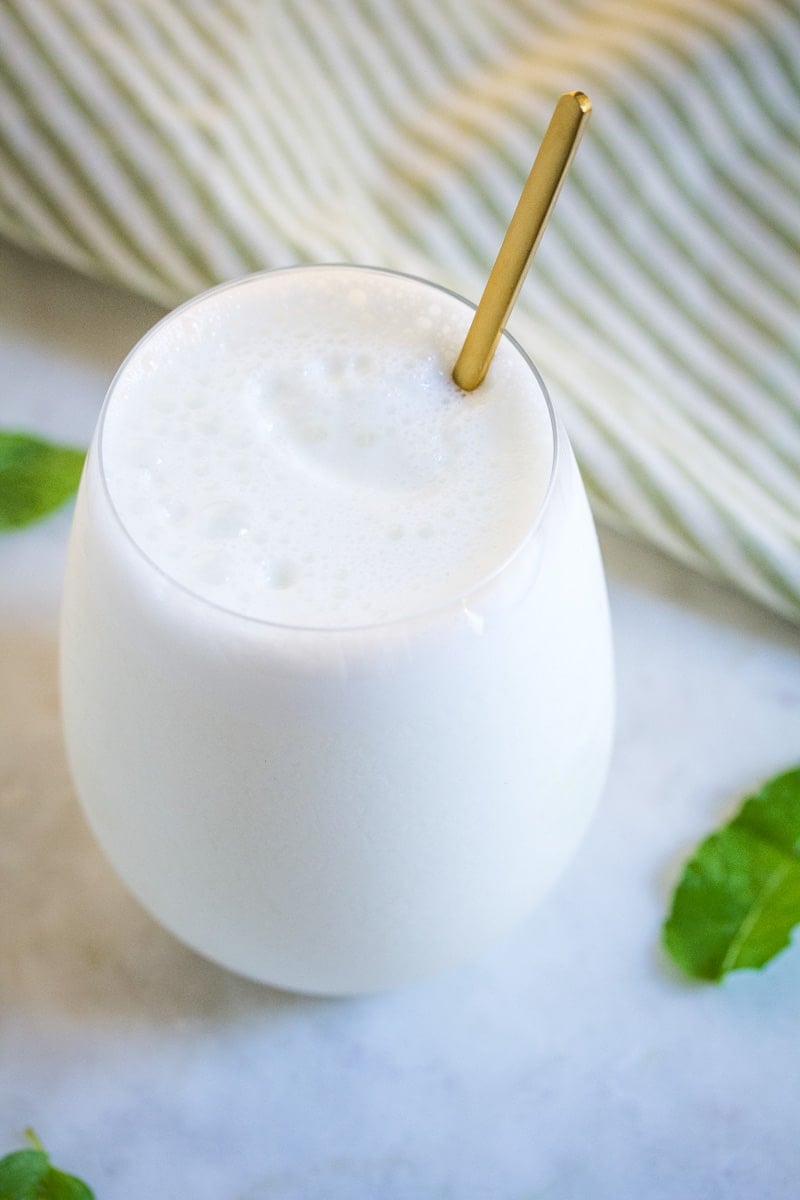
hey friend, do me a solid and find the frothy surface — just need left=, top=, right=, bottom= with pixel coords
left=100, top=268, right=554, bottom=627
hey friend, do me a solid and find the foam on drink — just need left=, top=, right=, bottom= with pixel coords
left=100, top=267, right=554, bottom=628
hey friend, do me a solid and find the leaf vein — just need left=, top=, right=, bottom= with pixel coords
left=718, top=858, right=794, bottom=974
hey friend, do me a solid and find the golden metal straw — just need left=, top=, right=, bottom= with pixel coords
left=452, top=90, right=592, bottom=392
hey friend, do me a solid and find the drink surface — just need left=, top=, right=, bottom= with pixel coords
left=100, top=267, right=554, bottom=628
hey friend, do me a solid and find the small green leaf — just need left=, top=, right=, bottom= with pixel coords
left=664, top=766, right=800, bottom=980
left=0, top=1135, right=94, bottom=1200
left=0, top=1148, right=50, bottom=1200
left=0, top=431, right=85, bottom=530
left=39, top=1166, right=94, bottom=1200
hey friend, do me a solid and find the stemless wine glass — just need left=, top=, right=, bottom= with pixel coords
left=60, top=265, right=614, bottom=996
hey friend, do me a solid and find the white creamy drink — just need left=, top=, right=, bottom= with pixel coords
left=61, top=266, right=614, bottom=995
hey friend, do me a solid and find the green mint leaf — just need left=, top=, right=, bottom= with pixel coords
left=0, top=1136, right=94, bottom=1200
left=0, top=431, right=85, bottom=530
left=0, top=1148, right=50, bottom=1200
left=39, top=1166, right=95, bottom=1200
left=664, top=766, right=800, bottom=980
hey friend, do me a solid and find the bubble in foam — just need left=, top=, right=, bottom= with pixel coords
left=264, top=559, right=296, bottom=591
left=202, top=501, right=251, bottom=541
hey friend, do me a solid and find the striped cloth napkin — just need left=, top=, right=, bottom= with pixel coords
left=1, top=0, right=798, bottom=621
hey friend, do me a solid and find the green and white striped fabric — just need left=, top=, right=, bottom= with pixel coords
left=2, top=0, right=799, bottom=619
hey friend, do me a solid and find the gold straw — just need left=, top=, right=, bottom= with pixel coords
left=452, top=91, right=592, bottom=392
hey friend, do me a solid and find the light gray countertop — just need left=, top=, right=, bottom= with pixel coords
left=1, top=237, right=799, bottom=1199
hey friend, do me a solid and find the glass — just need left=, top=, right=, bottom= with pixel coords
left=60, top=266, right=614, bottom=995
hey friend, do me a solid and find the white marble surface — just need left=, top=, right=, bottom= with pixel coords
left=2, top=237, right=800, bottom=1199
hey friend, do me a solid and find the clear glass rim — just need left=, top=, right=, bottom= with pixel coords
left=97, top=263, right=560, bottom=635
